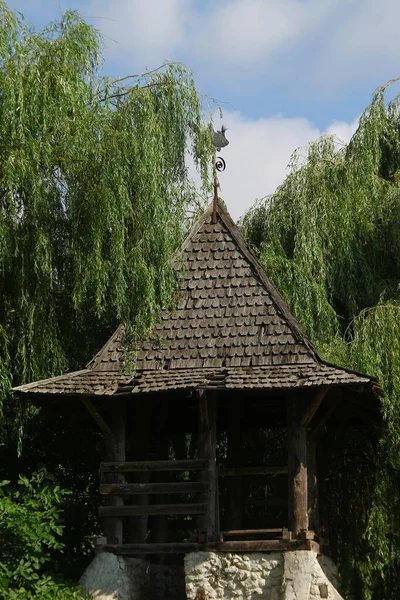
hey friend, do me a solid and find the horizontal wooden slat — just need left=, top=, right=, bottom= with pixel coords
left=97, top=542, right=200, bottom=555
left=96, top=539, right=319, bottom=555
left=99, top=503, right=207, bottom=517
left=100, top=460, right=208, bottom=473
left=100, top=481, right=207, bottom=495
left=222, top=528, right=284, bottom=540
left=218, top=466, right=287, bottom=477
left=209, top=539, right=317, bottom=553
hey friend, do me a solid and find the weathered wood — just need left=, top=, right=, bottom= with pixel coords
left=301, top=386, right=329, bottom=427
left=198, top=391, right=217, bottom=540
left=223, top=528, right=285, bottom=540
left=210, top=539, right=318, bottom=552
left=100, top=481, right=207, bottom=495
left=100, top=459, right=208, bottom=472
left=103, top=399, right=126, bottom=545
left=287, top=397, right=308, bottom=538
left=96, top=539, right=319, bottom=555
left=99, top=503, right=207, bottom=517
left=97, top=542, right=200, bottom=555
left=297, top=529, right=315, bottom=540
left=307, top=437, right=319, bottom=534
left=219, top=466, right=288, bottom=476
left=81, top=397, right=112, bottom=436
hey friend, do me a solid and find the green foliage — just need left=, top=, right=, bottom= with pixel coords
left=0, top=3, right=214, bottom=401
left=0, top=2, right=214, bottom=594
left=242, top=80, right=400, bottom=599
left=0, top=470, right=87, bottom=599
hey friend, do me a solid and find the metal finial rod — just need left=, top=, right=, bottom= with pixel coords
left=212, top=172, right=218, bottom=224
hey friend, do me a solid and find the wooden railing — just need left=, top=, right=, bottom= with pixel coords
left=99, top=459, right=211, bottom=542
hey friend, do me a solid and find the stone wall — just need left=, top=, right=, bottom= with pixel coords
left=184, top=551, right=344, bottom=600
left=80, top=550, right=344, bottom=600
left=80, top=553, right=185, bottom=600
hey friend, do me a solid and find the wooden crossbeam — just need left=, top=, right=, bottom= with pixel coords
left=100, top=481, right=207, bottom=495
left=222, top=528, right=286, bottom=540
left=311, top=398, right=342, bottom=439
left=81, top=397, right=112, bottom=437
left=100, top=459, right=208, bottom=473
left=99, top=503, right=207, bottom=517
left=96, top=539, right=319, bottom=555
left=301, top=386, right=329, bottom=427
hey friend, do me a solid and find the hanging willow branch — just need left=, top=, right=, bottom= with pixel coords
left=0, top=5, right=214, bottom=400
left=243, top=79, right=400, bottom=599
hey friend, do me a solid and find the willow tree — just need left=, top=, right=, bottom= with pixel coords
left=0, top=4, right=214, bottom=405
left=243, top=80, right=400, bottom=600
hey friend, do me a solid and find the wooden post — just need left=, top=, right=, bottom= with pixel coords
left=197, top=390, right=217, bottom=541
left=287, top=397, right=308, bottom=538
left=307, top=437, right=319, bottom=535
left=103, top=399, right=126, bottom=545
left=226, top=399, right=243, bottom=530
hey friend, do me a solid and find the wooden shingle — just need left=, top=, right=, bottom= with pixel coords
left=13, top=200, right=383, bottom=399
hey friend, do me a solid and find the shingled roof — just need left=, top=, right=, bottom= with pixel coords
left=13, top=200, right=382, bottom=399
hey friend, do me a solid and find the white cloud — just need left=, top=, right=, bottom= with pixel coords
left=204, top=111, right=359, bottom=221
left=191, top=0, right=334, bottom=69
left=86, top=0, right=336, bottom=77
left=311, top=0, right=400, bottom=93
left=86, top=0, right=192, bottom=69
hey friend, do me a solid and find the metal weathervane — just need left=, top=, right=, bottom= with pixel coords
left=212, top=125, right=229, bottom=223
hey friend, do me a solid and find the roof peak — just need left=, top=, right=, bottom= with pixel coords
left=97, top=198, right=319, bottom=372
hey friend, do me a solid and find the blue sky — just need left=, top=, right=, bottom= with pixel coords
left=6, top=0, right=400, bottom=218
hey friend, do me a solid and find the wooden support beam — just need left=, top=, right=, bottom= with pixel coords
left=97, top=542, right=199, bottom=555
left=197, top=391, right=217, bottom=541
left=301, top=386, right=329, bottom=427
left=96, top=539, right=320, bottom=555
left=81, top=397, right=112, bottom=437
left=100, top=459, right=208, bottom=473
left=100, top=503, right=207, bottom=517
left=103, top=399, right=126, bottom=545
left=222, top=528, right=287, bottom=540
left=287, top=397, right=308, bottom=538
left=100, top=481, right=207, bottom=495
left=311, top=398, right=342, bottom=440
left=210, top=539, right=318, bottom=552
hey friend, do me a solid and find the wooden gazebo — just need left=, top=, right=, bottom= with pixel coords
left=14, top=199, right=382, bottom=557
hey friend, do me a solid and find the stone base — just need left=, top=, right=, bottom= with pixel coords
left=184, top=551, right=344, bottom=600
left=79, top=553, right=185, bottom=600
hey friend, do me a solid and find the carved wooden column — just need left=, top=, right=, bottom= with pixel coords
left=197, top=390, right=218, bottom=541
left=104, top=398, right=126, bottom=545
left=287, top=396, right=308, bottom=538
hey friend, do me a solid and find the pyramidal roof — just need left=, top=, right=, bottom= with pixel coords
left=14, top=200, right=382, bottom=398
